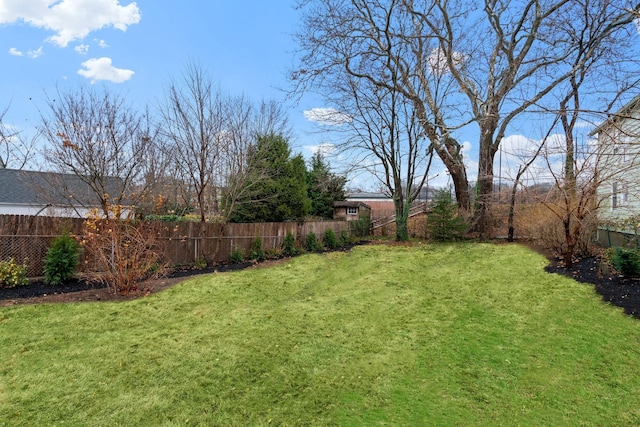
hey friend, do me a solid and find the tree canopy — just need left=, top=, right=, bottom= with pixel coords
left=230, top=134, right=311, bottom=223
left=307, top=152, right=346, bottom=219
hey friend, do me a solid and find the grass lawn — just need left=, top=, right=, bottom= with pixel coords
left=2, top=243, right=640, bottom=426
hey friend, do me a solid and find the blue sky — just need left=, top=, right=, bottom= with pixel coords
left=1, top=1, right=354, bottom=176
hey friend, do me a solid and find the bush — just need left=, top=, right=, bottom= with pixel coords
left=425, top=190, right=468, bottom=242
left=609, top=247, right=640, bottom=276
left=340, top=230, right=351, bottom=246
left=282, top=231, right=298, bottom=256
left=265, top=248, right=283, bottom=260
left=193, top=256, right=208, bottom=269
left=305, top=232, right=323, bottom=252
left=0, top=258, right=29, bottom=288
left=323, top=229, right=339, bottom=250
left=249, top=237, right=265, bottom=261
left=349, top=216, right=371, bottom=238
left=43, top=231, right=80, bottom=286
left=230, top=248, right=244, bottom=263
left=82, top=205, right=165, bottom=294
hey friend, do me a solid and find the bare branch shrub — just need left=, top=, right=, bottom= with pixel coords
left=82, top=204, right=168, bottom=294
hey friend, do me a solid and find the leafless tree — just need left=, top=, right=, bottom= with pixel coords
left=39, top=85, right=151, bottom=218
left=328, top=75, right=435, bottom=241
left=293, top=0, right=469, bottom=215
left=160, top=62, right=292, bottom=224
left=0, top=104, right=39, bottom=170
left=134, top=107, right=179, bottom=216
left=159, top=63, right=226, bottom=223
left=293, top=0, right=639, bottom=236
left=542, top=0, right=640, bottom=266
left=500, top=0, right=640, bottom=263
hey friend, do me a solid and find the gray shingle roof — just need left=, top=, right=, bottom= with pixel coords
left=0, top=168, right=122, bottom=206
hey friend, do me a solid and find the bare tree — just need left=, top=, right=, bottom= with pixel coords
left=332, top=75, right=435, bottom=241
left=134, top=107, right=178, bottom=216
left=293, top=0, right=469, bottom=214
left=293, top=0, right=639, bottom=236
left=545, top=0, right=640, bottom=266
left=39, top=85, right=151, bottom=218
left=0, top=104, right=39, bottom=170
left=159, top=63, right=226, bottom=223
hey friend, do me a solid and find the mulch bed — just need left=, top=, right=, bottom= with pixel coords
left=545, top=256, right=640, bottom=319
left=0, top=261, right=257, bottom=306
left=2, top=242, right=640, bottom=321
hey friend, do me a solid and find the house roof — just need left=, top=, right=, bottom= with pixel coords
left=333, top=201, right=371, bottom=209
left=0, top=168, right=122, bottom=207
left=589, top=93, right=640, bottom=136
left=346, top=191, right=392, bottom=200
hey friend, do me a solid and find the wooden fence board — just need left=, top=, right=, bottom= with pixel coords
left=0, top=215, right=359, bottom=277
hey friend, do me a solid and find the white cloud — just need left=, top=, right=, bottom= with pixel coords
left=74, top=44, right=89, bottom=55
left=0, top=0, right=141, bottom=47
left=303, top=107, right=352, bottom=126
left=305, top=143, right=336, bottom=156
left=77, top=57, right=134, bottom=83
left=27, top=46, right=43, bottom=58
left=460, top=141, right=478, bottom=183
left=96, top=39, right=109, bottom=48
left=495, top=133, right=567, bottom=185
left=9, top=46, right=43, bottom=58
left=427, top=47, right=464, bottom=76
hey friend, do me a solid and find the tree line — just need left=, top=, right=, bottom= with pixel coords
left=0, top=63, right=346, bottom=224
left=291, top=0, right=640, bottom=244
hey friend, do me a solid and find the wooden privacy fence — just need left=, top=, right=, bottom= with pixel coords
left=0, top=215, right=358, bottom=277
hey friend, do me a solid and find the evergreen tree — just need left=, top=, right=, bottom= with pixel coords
left=306, top=152, right=346, bottom=219
left=230, top=134, right=311, bottom=223
left=425, top=190, right=468, bottom=242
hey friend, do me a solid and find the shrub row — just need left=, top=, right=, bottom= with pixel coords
left=230, top=229, right=352, bottom=263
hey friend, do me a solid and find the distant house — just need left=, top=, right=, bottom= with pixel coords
left=590, top=94, right=640, bottom=244
left=332, top=201, right=371, bottom=222
left=0, top=168, right=125, bottom=218
left=345, top=191, right=395, bottom=219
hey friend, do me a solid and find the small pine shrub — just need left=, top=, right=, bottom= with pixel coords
left=425, top=190, right=468, bottom=242
left=0, top=258, right=29, bottom=288
left=193, top=256, right=208, bottom=269
left=305, top=232, right=322, bottom=252
left=43, top=231, right=80, bottom=286
left=340, top=230, right=350, bottom=246
left=323, top=229, right=339, bottom=250
left=609, top=247, right=640, bottom=276
left=249, top=237, right=265, bottom=261
left=282, top=231, right=298, bottom=256
left=350, top=216, right=371, bottom=238
left=230, top=248, right=244, bottom=263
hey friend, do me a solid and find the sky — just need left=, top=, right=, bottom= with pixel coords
left=0, top=0, right=632, bottom=192
left=0, top=2, right=348, bottom=173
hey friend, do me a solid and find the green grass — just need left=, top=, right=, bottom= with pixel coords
left=2, top=243, right=640, bottom=426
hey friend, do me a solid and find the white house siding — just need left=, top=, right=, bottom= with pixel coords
left=595, top=97, right=640, bottom=224
left=0, top=204, right=92, bottom=218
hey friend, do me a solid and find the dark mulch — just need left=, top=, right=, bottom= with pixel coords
left=0, top=242, right=366, bottom=306
left=0, top=260, right=251, bottom=299
left=545, top=256, right=640, bottom=319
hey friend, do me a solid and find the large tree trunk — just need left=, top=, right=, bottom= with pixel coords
left=394, top=196, right=410, bottom=242
left=473, top=137, right=498, bottom=237
left=430, top=140, right=470, bottom=212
